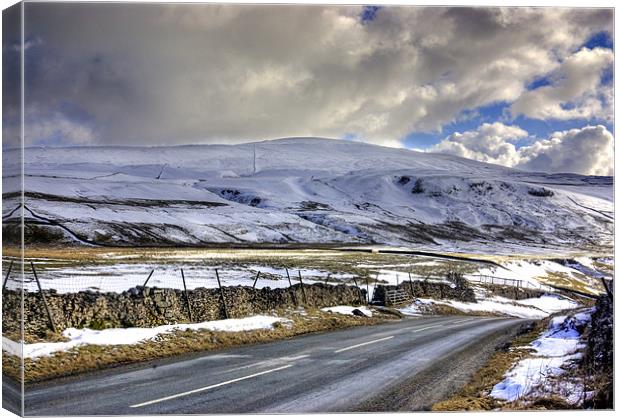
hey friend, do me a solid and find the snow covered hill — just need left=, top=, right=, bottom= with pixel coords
left=2, top=138, right=613, bottom=252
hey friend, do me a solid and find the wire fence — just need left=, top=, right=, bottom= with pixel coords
left=1, top=258, right=356, bottom=294
left=469, top=274, right=555, bottom=292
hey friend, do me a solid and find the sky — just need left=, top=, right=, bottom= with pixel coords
left=2, top=3, right=615, bottom=175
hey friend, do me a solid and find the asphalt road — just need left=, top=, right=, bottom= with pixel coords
left=16, top=315, right=527, bottom=415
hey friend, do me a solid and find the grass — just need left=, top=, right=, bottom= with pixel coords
left=2, top=308, right=386, bottom=384
left=540, top=271, right=602, bottom=296
left=2, top=246, right=480, bottom=286
left=431, top=319, right=546, bottom=411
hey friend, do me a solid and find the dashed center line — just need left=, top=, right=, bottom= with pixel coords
left=280, top=354, right=310, bottom=361
left=452, top=318, right=475, bottom=324
left=334, top=336, right=394, bottom=353
left=130, top=364, right=293, bottom=408
left=410, top=325, right=442, bottom=333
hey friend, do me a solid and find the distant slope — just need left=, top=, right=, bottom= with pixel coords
left=2, top=138, right=613, bottom=252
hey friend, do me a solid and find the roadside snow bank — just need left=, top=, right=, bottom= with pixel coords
left=403, top=294, right=578, bottom=319
left=490, top=310, right=592, bottom=403
left=2, top=315, right=290, bottom=359
left=321, top=305, right=372, bottom=317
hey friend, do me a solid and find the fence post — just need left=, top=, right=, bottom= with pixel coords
left=324, top=273, right=330, bottom=285
left=352, top=277, right=364, bottom=305
left=285, top=268, right=298, bottom=306
left=215, top=269, right=228, bottom=319
left=215, top=269, right=229, bottom=319
left=252, top=271, right=260, bottom=288
left=31, top=262, right=57, bottom=333
left=180, top=269, right=194, bottom=322
left=3, top=260, right=13, bottom=292
left=408, top=272, right=414, bottom=297
left=366, top=276, right=370, bottom=304
left=298, top=271, right=308, bottom=305
left=142, top=269, right=155, bottom=287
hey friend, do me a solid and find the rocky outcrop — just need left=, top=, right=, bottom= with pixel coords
left=2, top=283, right=366, bottom=338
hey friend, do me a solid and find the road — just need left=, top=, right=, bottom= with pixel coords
left=15, top=315, right=527, bottom=415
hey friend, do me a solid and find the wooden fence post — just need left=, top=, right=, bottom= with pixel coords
left=215, top=269, right=229, bottom=319
left=408, top=272, right=414, bottom=296
left=352, top=277, right=364, bottom=305
left=3, top=260, right=13, bottom=292
left=366, top=276, right=370, bottom=304
left=30, top=262, right=57, bottom=333
left=374, top=273, right=379, bottom=302
left=285, top=268, right=298, bottom=305
left=180, top=269, right=194, bottom=322
left=252, top=271, right=261, bottom=288
left=324, top=274, right=330, bottom=285
left=298, top=271, right=308, bottom=305
left=142, top=269, right=155, bottom=287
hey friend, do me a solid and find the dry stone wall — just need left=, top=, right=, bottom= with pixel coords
left=2, top=283, right=366, bottom=338
left=372, top=279, right=477, bottom=305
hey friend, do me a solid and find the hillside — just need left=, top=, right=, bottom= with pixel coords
left=2, top=138, right=613, bottom=253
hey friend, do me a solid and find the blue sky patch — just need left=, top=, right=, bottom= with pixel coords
left=583, top=31, right=613, bottom=50
left=360, top=6, right=381, bottom=24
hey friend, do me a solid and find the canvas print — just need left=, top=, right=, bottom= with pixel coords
left=1, top=1, right=614, bottom=415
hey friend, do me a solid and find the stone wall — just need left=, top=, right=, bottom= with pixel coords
left=2, top=283, right=366, bottom=338
left=372, top=278, right=477, bottom=306
left=484, top=284, right=546, bottom=300
left=585, top=295, right=613, bottom=408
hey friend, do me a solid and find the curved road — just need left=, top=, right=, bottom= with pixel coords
left=12, top=315, right=527, bottom=415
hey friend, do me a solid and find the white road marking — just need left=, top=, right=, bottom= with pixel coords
left=410, top=324, right=442, bottom=333
left=280, top=354, right=310, bottom=361
left=334, top=336, right=394, bottom=353
left=130, top=364, right=293, bottom=408
left=452, top=318, right=475, bottom=324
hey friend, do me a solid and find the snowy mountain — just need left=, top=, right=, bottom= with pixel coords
left=2, top=138, right=613, bottom=253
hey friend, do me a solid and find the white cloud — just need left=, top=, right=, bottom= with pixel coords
left=516, top=125, right=614, bottom=176
left=431, top=123, right=614, bottom=176
left=510, top=47, right=613, bottom=121
left=431, top=122, right=528, bottom=167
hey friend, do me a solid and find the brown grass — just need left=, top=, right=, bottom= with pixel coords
left=3, top=309, right=385, bottom=384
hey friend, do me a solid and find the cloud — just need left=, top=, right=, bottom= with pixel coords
left=516, top=125, right=614, bottom=176
left=10, top=5, right=613, bottom=147
left=510, top=47, right=613, bottom=121
left=431, top=123, right=614, bottom=176
left=24, top=110, right=96, bottom=146
left=431, top=122, right=528, bottom=167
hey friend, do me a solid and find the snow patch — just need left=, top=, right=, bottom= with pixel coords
left=2, top=315, right=290, bottom=359
left=321, top=305, right=372, bottom=317
left=490, top=310, right=592, bottom=403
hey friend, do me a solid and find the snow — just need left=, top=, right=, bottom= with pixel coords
left=516, top=294, right=580, bottom=314
left=3, top=262, right=357, bottom=294
left=5, top=138, right=612, bottom=251
left=408, top=294, right=579, bottom=319
left=467, top=258, right=605, bottom=295
left=2, top=315, right=290, bottom=359
left=398, top=303, right=423, bottom=316
left=490, top=310, right=592, bottom=403
left=321, top=305, right=373, bottom=317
